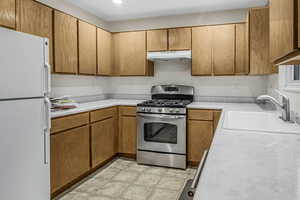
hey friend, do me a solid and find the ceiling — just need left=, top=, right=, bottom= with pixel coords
left=65, top=0, right=268, bottom=22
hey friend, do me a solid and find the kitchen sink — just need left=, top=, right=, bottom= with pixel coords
left=223, top=111, right=300, bottom=134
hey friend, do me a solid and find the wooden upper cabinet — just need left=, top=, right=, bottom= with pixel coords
left=97, top=28, right=112, bottom=75
left=270, top=0, right=296, bottom=63
left=16, top=0, right=54, bottom=71
left=54, top=11, right=78, bottom=74
left=168, top=27, right=192, bottom=50
left=212, top=24, right=235, bottom=75
left=235, top=23, right=249, bottom=75
left=113, top=31, right=153, bottom=76
left=78, top=20, right=97, bottom=75
left=249, top=7, right=272, bottom=75
left=192, top=26, right=213, bottom=75
left=147, top=29, right=168, bottom=51
left=0, top=0, right=16, bottom=29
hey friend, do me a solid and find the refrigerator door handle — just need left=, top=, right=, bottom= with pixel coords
left=44, top=97, right=51, bottom=164
left=44, top=62, right=51, bottom=96
left=43, top=129, right=49, bottom=164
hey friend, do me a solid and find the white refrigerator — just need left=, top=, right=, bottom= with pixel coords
left=0, top=27, right=51, bottom=200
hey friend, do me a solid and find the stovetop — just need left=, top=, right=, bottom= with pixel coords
left=137, top=99, right=192, bottom=108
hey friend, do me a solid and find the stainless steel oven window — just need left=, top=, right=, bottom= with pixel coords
left=144, top=122, right=178, bottom=144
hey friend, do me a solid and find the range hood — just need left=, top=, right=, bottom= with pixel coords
left=147, top=50, right=191, bottom=61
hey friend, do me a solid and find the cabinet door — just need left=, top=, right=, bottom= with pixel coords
left=270, top=0, right=295, bottom=62
left=0, top=0, right=15, bottom=29
left=188, top=120, right=213, bottom=163
left=213, top=111, right=222, bottom=133
left=78, top=20, right=97, bottom=75
left=113, top=31, right=153, bottom=76
left=192, top=26, right=213, bottom=75
left=16, top=0, right=53, bottom=70
left=212, top=24, right=235, bottom=75
left=168, top=27, right=192, bottom=50
left=97, top=28, right=112, bottom=75
left=91, top=117, right=115, bottom=168
left=51, top=125, right=90, bottom=193
left=54, top=11, right=78, bottom=74
left=249, top=7, right=272, bottom=75
left=119, top=116, right=137, bottom=155
left=147, top=29, right=168, bottom=51
left=235, top=23, right=249, bottom=75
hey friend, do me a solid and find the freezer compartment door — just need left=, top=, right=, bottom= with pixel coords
left=0, top=27, right=50, bottom=99
left=0, top=98, right=50, bottom=200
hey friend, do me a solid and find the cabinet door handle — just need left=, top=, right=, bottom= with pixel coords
left=191, top=150, right=209, bottom=189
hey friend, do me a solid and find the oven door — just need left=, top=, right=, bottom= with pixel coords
left=137, top=113, right=186, bottom=154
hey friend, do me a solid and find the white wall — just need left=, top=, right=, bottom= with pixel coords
left=108, top=61, right=267, bottom=98
left=36, top=0, right=109, bottom=30
left=51, top=75, right=108, bottom=98
left=109, top=9, right=247, bottom=32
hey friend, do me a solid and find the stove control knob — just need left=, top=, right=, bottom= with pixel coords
left=146, top=108, right=151, bottom=112
left=158, top=108, right=162, bottom=112
left=176, top=109, right=180, bottom=113
left=142, top=108, right=146, bottom=112
left=169, top=109, right=174, bottom=113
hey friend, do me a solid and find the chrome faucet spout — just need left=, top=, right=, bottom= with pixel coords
left=256, top=94, right=291, bottom=122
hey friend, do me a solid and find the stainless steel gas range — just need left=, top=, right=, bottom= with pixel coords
left=137, top=85, right=194, bottom=169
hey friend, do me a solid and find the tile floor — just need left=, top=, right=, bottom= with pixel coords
left=57, top=158, right=196, bottom=200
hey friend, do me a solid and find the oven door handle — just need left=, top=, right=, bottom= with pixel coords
left=138, top=113, right=185, bottom=119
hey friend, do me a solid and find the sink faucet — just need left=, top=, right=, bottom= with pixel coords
left=256, top=94, right=291, bottom=122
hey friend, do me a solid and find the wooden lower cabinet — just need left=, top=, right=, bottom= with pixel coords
left=213, top=110, right=222, bottom=132
left=91, top=117, right=116, bottom=168
left=118, top=106, right=137, bottom=155
left=119, top=116, right=137, bottom=155
left=50, top=125, right=90, bottom=193
left=188, top=109, right=222, bottom=165
left=188, top=120, right=214, bottom=164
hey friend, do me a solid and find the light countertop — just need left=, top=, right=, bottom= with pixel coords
left=51, top=99, right=300, bottom=200
left=51, top=99, right=144, bottom=118
left=192, top=103, right=300, bottom=200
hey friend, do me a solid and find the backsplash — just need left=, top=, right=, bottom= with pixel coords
left=51, top=61, right=267, bottom=103
left=108, top=61, right=267, bottom=99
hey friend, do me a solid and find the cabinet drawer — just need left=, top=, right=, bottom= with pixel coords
left=51, top=112, right=89, bottom=134
left=119, top=106, right=136, bottom=116
left=90, top=107, right=117, bottom=123
left=188, top=109, right=213, bottom=121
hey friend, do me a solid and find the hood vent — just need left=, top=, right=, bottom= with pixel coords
left=147, top=50, right=191, bottom=61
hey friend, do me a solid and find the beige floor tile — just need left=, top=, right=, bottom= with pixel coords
left=114, top=159, right=135, bottom=166
left=87, top=195, right=115, bottom=200
left=96, top=181, right=129, bottom=198
left=93, top=167, right=121, bottom=180
left=135, top=173, right=161, bottom=186
left=58, top=192, right=76, bottom=200
left=126, top=163, right=150, bottom=173
left=156, top=176, right=185, bottom=190
left=70, top=192, right=90, bottom=200
left=74, top=178, right=110, bottom=194
left=165, top=169, right=189, bottom=179
left=145, top=166, right=168, bottom=176
left=112, top=170, right=139, bottom=182
left=148, top=189, right=179, bottom=200
left=122, top=185, right=152, bottom=200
